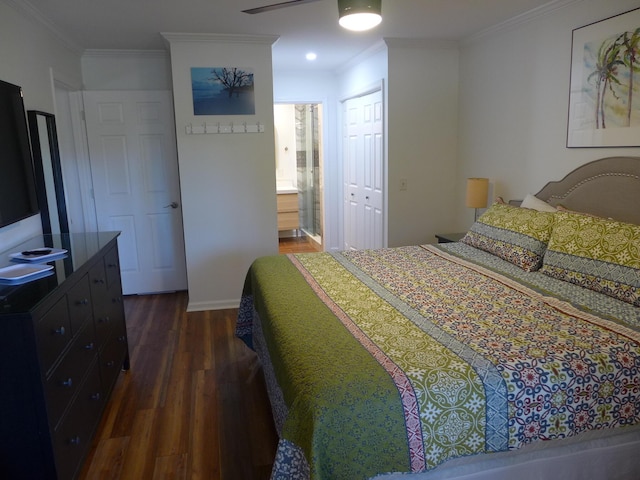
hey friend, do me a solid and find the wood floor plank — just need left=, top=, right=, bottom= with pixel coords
left=80, top=437, right=129, bottom=480
left=119, top=409, right=162, bottom=479
left=79, top=291, right=279, bottom=480
left=153, top=454, right=188, bottom=480
left=189, top=368, right=219, bottom=480
left=155, top=350, right=193, bottom=457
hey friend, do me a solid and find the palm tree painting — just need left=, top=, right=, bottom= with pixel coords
left=191, top=67, right=255, bottom=115
left=568, top=8, right=640, bottom=147
left=585, top=28, right=639, bottom=129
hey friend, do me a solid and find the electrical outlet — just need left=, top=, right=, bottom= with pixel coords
left=400, top=178, right=408, bottom=191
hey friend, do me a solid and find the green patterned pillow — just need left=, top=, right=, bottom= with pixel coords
left=461, top=202, right=555, bottom=271
left=540, top=211, right=640, bottom=306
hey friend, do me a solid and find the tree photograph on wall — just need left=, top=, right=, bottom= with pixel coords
left=568, top=8, right=640, bottom=147
left=191, top=67, right=255, bottom=115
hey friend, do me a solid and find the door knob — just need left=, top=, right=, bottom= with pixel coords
left=164, top=202, right=179, bottom=209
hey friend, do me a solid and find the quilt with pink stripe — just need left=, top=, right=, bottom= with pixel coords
left=237, top=244, right=640, bottom=479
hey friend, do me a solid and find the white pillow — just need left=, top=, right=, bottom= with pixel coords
left=521, top=193, right=557, bottom=212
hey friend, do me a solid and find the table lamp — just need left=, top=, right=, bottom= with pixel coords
left=466, top=178, right=489, bottom=221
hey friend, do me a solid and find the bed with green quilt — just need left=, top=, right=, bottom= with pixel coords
left=236, top=157, right=640, bottom=480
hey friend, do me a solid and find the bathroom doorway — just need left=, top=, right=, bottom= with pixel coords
left=274, top=103, right=323, bottom=247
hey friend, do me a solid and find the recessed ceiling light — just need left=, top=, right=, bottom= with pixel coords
left=306, top=52, right=317, bottom=61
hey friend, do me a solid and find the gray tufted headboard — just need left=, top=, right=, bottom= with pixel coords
left=532, top=156, right=640, bottom=224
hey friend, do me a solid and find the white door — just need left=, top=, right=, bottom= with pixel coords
left=343, top=90, right=384, bottom=250
left=83, top=90, right=187, bottom=294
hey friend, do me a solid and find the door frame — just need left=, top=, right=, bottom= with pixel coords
left=274, top=100, right=328, bottom=246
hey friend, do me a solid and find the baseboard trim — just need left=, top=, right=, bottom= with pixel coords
left=187, top=298, right=240, bottom=312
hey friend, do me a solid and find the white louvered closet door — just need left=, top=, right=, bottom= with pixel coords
left=343, top=89, right=384, bottom=250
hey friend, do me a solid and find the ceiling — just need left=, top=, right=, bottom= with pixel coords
left=21, top=0, right=555, bottom=71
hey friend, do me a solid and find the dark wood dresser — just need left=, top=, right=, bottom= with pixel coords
left=0, top=232, right=129, bottom=479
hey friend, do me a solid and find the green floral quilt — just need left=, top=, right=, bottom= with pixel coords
left=236, top=244, right=640, bottom=480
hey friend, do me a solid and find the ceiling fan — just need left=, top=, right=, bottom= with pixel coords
left=242, top=0, right=382, bottom=32
left=242, top=0, right=323, bottom=15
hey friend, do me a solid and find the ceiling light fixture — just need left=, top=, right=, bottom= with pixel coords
left=306, top=52, right=318, bottom=61
left=338, top=0, right=382, bottom=32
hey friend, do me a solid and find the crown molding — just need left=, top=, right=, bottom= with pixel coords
left=384, top=38, right=459, bottom=50
left=6, top=0, right=83, bottom=54
left=161, top=32, right=279, bottom=46
left=462, top=0, right=582, bottom=46
left=82, top=49, right=168, bottom=59
left=335, top=39, right=387, bottom=73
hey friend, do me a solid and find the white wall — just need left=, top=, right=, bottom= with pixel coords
left=457, top=0, right=640, bottom=231
left=274, top=104, right=297, bottom=190
left=164, top=33, right=279, bottom=310
left=81, top=50, right=172, bottom=90
left=0, top=0, right=82, bottom=249
left=386, top=39, right=460, bottom=247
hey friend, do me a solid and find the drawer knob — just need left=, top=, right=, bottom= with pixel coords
left=107, top=263, right=118, bottom=269
left=106, top=360, right=115, bottom=367
left=91, top=392, right=101, bottom=401
left=98, top=316, right=110, bottom=324
left=54, top=326, right=66, bottom=336
left=77, top=298, right=89, bottom=306
left=61, top=378, right=73, bottom=388
left=94, top=278, right=105, bottom=284
left=84, top=342, right=95, bottom=350
left=118, top=336, right=126, bottom=343
left=69, top=436, right=81, bottom=446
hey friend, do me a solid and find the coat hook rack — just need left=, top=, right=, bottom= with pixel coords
left=185, top=121, right=264, bottom=135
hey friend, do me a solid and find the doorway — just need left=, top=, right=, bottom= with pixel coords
left=274, top=103, right=323, bottom=247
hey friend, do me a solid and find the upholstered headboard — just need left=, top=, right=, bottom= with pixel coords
left=532, top=156, right=640, bottom=224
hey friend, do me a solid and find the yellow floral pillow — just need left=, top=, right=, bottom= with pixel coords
left=462, top=202, right=555, bottom=271
left=540, top=211, right=640, bottom=306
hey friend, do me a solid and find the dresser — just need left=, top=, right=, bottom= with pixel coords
left=277, top=192, right=299, bottom=231
left=0, top=232, right=129, bottom=480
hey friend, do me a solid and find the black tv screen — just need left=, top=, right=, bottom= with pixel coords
left=0, top=80, right=39, bottom=229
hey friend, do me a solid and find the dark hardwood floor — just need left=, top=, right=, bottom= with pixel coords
left=278, top=234, right=322, bottom=254
left=79, top=237, right=319, bottom=479
left=78, top=292, right=278, bottom=480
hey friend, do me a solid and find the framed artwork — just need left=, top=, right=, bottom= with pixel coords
left=567, top=8, right=640, bottom=147
left=191, top=67, right=255, bottom=116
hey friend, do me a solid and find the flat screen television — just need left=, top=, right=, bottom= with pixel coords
left=0, top=79, right=39, bottom=229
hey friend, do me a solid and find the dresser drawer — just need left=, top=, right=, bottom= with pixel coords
left=278, top=211, right=300, bottom=230
left=36, top=297, right=72, bottom=374
left=104, top=246, right=121, bottom=289
left=45, top=322, right=98, bottom=429
left=52, top=360, right=104, bottom=480
left=90, top=259, right=110, bottom=336
left=67, top=275, right=92, bottom=335
left=277, top=192, right=298, bottom=212
left=94, top=287, right=123, bottom=352
left=99, top=322, right=128, bottom=394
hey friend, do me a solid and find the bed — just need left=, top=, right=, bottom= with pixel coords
left=236, top=156, right=640, bottom=480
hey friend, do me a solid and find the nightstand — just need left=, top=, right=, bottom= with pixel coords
left=435, top=232, right=466, bottom=243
